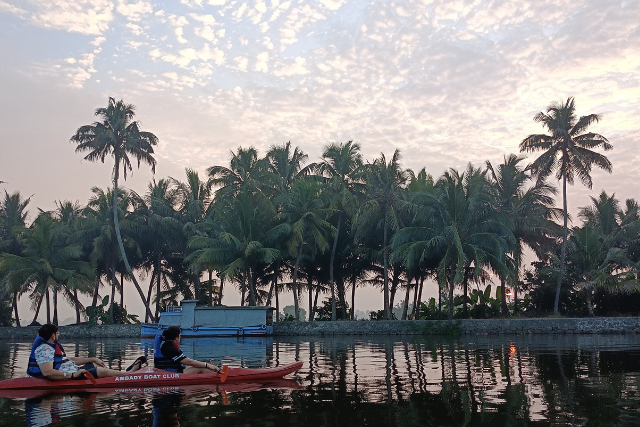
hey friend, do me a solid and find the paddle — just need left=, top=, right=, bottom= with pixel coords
left=219, top=365, right=229, bottom=383
left=83, top=371, right=98, bottom=385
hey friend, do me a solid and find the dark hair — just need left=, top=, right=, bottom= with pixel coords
left=162, top=326, right=181, bottom=341
left=38, top=324, right=58, bottom=341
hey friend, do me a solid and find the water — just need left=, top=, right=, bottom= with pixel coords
left=1, top=334, right=640, bottom=426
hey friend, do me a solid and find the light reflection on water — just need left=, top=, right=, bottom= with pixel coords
left=0, top=334, right=640, bottom=426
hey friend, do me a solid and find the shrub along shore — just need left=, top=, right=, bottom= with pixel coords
left=2, top=317, right=640, bottom=339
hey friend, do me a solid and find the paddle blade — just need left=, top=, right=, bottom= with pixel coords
left=84, top=371, right=98, bottom=385
left=219, top=365, right=229, bottom=383
left=220, top=390, right=229, bottom=405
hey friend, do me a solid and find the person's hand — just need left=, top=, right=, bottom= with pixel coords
left=207, top=360, right=219, bottom=372
left=73, top=369, right=87, bottom=379
left=92, top=357, right=106, bottom=367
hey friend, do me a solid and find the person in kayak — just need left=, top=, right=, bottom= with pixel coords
left=154, top=326, right=220, bottom=374
left=27, top=324, right=148, bottom=380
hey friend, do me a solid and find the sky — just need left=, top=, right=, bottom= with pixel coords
left=1, top=0, right=639, bottom=322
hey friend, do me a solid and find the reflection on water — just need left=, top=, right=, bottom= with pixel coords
left=1, top=334, right=640, bottom=426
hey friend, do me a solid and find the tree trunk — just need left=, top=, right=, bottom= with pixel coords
left=383, top=211, right=390, bottom=320
left=275, top=277, right=280, bottom=322
left=329, top=213, right=342, bottom=321
left=240, top=273, right=246, bottom=306
left=414, top=275, right=425, bottom=319
left=110, top=267, right=117, bottom=321
left=145, top=271, right=154, bottom=323
left=74, top=289, right=81, bottom=324
left=514, top=280, right=519, bottom=315
left=53, top=289, right=59, bottom=326
left=92, top=276, right=100, bottom=309
left=266, top=273, right=274, bottom=307
left=313, top=285, right=320, bottom=318
left=337, top=278, right=347, bottom=320
left=112, top=162, right=155, bottom=322
left=350, top=273, right=356, bottom=320
left=554, top=173, right=568, bottom=315
left=248, top=268, right=256, bottom=306
left=156, top=257, right=161, bottom=319
left=501, top=277, right=508, bottom=317
left=120, top=273, right=124, bottom=309
left=218, top=275, right=224, bottom=306
left=308, top=274, right=313, bottom=321
left=12, top=291, right=20, bottom=327
left=586, top=288, right=595, bottom=317
left=463, top=268, right=469, bottom=318
left=411, top=278, right=419, bottom=319
left=208, top=270, right=213, bottom=306
left=32, top=294, right=43, bottom=325
left=448, top=270, right=455, bottom=321
left=389, top=265, right=400, bottom=310
left=292, top=245, right=303, bottom=321
left=401, top=277, right=411, bottom=320
left=46, top=289, right=51, bottom=325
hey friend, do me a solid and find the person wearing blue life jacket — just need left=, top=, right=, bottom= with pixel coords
left=27, top=324, right=148, bottom=380
left=154, top=326, right=220, bottom=374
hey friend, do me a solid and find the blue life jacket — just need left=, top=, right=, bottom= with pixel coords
left=153, top=335, right=182, bottom=373
left=27, top=336, right=67, bottom=378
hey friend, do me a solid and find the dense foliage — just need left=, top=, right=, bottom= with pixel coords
left=1, top=97, right=637, bottom=325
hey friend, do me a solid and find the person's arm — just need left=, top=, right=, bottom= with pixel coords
left=67, top=356, right=106, bottom=367
left=180, top=357, right=219, bottom=372
left=38, top=362, right=87, bottom=380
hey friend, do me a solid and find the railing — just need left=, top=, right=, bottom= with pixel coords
left=165, top=305, right=182, bottom=313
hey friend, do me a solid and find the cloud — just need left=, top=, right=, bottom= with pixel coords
left=25, top=0, right=114, bottom=35
left=273, top=57, right=308, bottom=76
left=254, top=51, right=269, bottom=72
left=117, top=0, right=153, bottom=21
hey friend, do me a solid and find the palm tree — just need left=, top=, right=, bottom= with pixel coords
left=486, top=154, right=562, bottom=315
left=0, top=214, right=93, bottom=325
left=394, top=166, right=512, bottom=320
left=206, top=147, right=267, bottom=199
left=355, top=149, right=409, bottom=319
left=131, top=179, right=183, bottom=320
left=71, top=97, right=158, bottom=322
left=278, top=178, right=334, bottom=320
left=319, top=141, right=364, bottom=320
left=0, top=191, right=30, bottom=326
left=520, top=97, right=612, bottom=315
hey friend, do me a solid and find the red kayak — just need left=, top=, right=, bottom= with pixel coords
left=0, top=361, right=303, bottom=393
left=0, top=377, right=303, bottom=400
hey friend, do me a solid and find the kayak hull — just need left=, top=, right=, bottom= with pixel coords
left=0, top=361, right=303, bottom=392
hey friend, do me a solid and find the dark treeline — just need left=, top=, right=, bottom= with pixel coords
left=1, top=97, right=638, bottom=326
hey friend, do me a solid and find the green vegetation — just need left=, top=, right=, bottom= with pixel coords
left=0, top=96, right=638, bottom=326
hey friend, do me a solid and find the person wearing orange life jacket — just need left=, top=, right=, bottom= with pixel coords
left=27, top=324, right=147, bottom=380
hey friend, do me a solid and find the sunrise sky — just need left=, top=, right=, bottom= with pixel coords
left=1, top=0, right=639, bottom=320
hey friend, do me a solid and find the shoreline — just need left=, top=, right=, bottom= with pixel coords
left=1, top=317, right=640, bottom=339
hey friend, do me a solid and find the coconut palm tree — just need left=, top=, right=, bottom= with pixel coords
left=277, top=178, right=334, bottom=320
left=206, top=147, right=268, bottom=200
left=486, top=154, right=562, bottom=315
left=394, top=166, right=512, bottom=320
left=319, top=141, right=364, bottom=320
left=0, top=214, right=93, bottom=325
left=0, top=191, right=30, bottom=326
left=71, top=97, right=158, bottom=322
left=355, top=149, right=409, bottom=319
left=520, top=97, right=612, bottom=315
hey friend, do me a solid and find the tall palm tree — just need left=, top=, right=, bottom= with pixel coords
left=486, top=154, right=561, bottom=315
left=71, top=97, right=158, bottom=322
left=520, top=97, right=612, bottom=315
left=206, top=147, right=267, bottom=199
left=355, top=149, right=409, bottom=319
left=319, top=141, right=364, bottom=320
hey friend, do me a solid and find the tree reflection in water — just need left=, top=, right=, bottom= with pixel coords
left=1, top=335, right=640, bottom=426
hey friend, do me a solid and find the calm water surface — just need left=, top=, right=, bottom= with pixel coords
left=0, top=334, right=639, bottom=426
